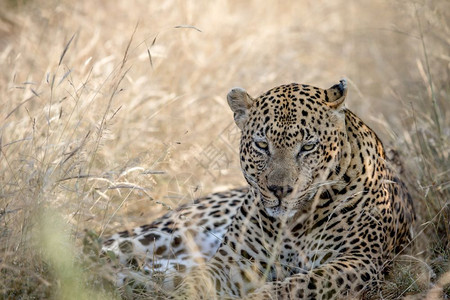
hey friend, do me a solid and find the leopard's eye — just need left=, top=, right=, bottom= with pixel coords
left=301, top=143, right=316, bottom=152
left=255, top=141, right=269, bottom=151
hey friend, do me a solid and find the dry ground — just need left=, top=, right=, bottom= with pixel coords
left=0, top=0, right=448, bottom=299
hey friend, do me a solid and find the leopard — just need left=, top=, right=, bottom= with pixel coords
left=102, top=79, right=415, bottom=299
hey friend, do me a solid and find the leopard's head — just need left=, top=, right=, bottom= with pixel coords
left=227, top=80, right=350, bottom=218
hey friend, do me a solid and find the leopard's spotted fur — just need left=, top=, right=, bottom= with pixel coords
left=102, top=80, right=415, bottom=299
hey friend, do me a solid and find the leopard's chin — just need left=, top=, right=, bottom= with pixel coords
left=265, top=206, right=297, bottom=219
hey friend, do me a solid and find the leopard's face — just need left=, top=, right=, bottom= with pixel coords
left=228, top=81, right=349, bottom=218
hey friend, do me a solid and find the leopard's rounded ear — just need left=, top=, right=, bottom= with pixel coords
left=325, top=79, right=347, bottom=109
left=227, top=87, right=254, bottom=130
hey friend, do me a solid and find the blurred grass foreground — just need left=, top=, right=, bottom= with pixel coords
left=0, top=0, right=448, bottom=299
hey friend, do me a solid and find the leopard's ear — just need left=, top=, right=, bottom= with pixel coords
left=227, top=87, right=254, bottom=130
left=325, top=79, right=347, bottom=109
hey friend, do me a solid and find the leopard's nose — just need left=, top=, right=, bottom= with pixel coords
left=268, top=185, right=293, bottom=199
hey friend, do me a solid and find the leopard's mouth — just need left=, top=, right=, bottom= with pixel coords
left=261, top=186, right=317, bottom=218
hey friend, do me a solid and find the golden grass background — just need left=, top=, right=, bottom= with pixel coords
left=0, top=0, right=448, bottom=298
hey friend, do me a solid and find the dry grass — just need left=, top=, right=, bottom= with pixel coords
left=0, top=0, right=448, bottom=299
